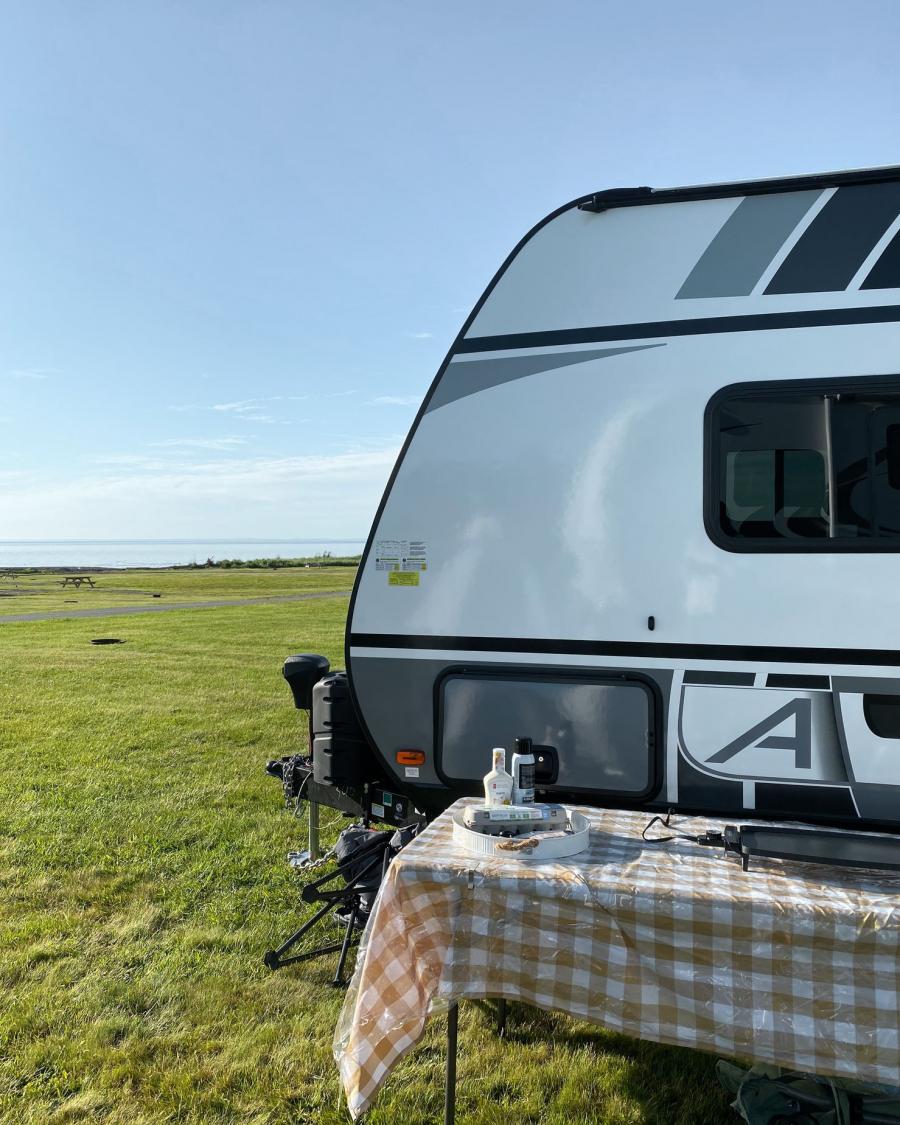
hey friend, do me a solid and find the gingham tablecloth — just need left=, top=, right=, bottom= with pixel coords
left=334, top=799, right=900, bottom=1118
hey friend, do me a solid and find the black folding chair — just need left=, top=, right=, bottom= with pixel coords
left=263, top=828, right=393, bottom=986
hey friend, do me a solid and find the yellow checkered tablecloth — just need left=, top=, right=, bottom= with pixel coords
left=334, top=799, right=900, bottom=1119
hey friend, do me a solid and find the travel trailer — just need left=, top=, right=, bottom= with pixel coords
left=294, top=166, right=900, bottom=831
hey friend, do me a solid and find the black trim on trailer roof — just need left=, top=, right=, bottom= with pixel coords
left=578, top=186, right=653, bottom=211
left=349, top=633, right=900, bottom=669
left=457, top=304, right=900, bottom=353
left=578, top=164, right=900, bottom=213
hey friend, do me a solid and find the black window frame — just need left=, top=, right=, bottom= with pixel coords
left=704, top=373, right=900, bottom=554
left=433, top=664, right=663, bottom=802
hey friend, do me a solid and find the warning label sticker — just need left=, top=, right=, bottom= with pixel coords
left=374, top=539, right=402, bottom=572
left=402, top=540, right=427, bottom=572
left=389, top=571, right=419, bottom=587
left=376, top=539, right=427, bottom=580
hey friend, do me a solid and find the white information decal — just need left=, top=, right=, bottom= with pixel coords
left=375, top=539, right=427, bottom=583
left=404, top=766, right=420, bottom=778
left=402, top=540, right=427, bottom=573
left=374, top=540, right=402, bottom=572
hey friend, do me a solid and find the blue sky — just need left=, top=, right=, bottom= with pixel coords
left=1, top=0, right=899, bottom=538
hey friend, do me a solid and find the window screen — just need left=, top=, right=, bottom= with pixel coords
left=438, top=673, right=657, bottom=797
left=707, top=380, right=900, bottom=549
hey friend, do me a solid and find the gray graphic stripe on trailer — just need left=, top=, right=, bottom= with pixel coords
left=766, top=182, right=900, bottom=294
left=676, top=191, right=822, bottom=299
left=424, top=345, right=663, bottom=413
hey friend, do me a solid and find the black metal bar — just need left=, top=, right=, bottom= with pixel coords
left=444, top=1003, right=458, bottom=1125
left=496, top=998, right=507, bottom=1038
left=264, top=898, right=335, bottom=969
left=266, top=939, right=347, bottom=969
left=332, top=899, right=360, bottom=987
left=300, top=865, right=345, bottom=902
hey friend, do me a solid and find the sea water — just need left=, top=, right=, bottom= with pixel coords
left=0, top=539, right=366, bottom=569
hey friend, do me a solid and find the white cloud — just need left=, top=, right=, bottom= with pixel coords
left=234, top=413, right=295, bottom=425
left=0, top=445, right=400, bottom=538
left=9, top=368, right=52, bottom=380
left=405, top=331, right=433, bottom=339
left=370, top=395, right=421, bottom=407
left=171, top=395, right=319, bottom=415
left=147, top=436, right=250, bottom=451
left=212, top=399, right=259, bottom=414
left=86, top=454, right=172, bottom=469
left=212, top=395, right=310, bottom=412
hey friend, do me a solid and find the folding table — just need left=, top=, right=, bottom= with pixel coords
left=335, top=799, right=900, bottom=1122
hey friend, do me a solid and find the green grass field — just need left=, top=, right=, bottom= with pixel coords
left=0, top=566, right=355, bottom=617
left=0, top=569, right=731, bottom=1124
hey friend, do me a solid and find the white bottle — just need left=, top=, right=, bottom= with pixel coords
left=511, top=738, right=536, bottom=805
left=483, top=747, right=514, bottom=806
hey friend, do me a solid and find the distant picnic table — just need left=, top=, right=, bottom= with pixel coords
left=60, top=575, right=96, bottom=588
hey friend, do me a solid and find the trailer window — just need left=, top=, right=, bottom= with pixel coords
left=706, top=380, right=900, bottom=551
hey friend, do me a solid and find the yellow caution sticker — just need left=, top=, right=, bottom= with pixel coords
left=389, top=571, right=419, bottom=587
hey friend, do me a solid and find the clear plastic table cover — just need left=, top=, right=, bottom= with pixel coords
left=334, top=798, right=900, bottom=1119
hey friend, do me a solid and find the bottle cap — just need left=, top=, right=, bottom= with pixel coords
left=492, top=747, right=506, bottom=769
left=514, top=736, right=532, bottom=755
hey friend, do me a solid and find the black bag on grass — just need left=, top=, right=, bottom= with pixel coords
left=717, top=1059, right=900, bottom=1125
left=334, top=826, right=393, bottom=888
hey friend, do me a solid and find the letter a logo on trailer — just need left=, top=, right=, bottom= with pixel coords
left=706, top=698, right=812, bottom=769
left=679, top=686, right=844, bottom=784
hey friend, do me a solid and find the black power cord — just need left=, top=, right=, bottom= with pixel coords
left=641, top=808, right=726, bottom=849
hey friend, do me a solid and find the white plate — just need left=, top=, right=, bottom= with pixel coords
left=451, top=807, right=591, bottom=861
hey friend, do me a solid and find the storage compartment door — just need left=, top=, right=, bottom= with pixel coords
left=438, top=671, right=659, bottom=799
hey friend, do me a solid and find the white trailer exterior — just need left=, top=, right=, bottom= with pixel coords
left=346, top=166, right=900, bottom=826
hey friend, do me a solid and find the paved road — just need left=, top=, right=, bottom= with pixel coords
left=0, top=590, right=350, bottom=624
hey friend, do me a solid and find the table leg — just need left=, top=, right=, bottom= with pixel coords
left=445, top=1003, right=458, bottom=1125
left=496, top=998, right=507, bottom=1038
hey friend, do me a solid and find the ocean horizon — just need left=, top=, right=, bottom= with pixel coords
left=0, top=539, right=367, bottom=569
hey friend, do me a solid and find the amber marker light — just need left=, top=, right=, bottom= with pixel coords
left=396, top=750, right=426, bottom=765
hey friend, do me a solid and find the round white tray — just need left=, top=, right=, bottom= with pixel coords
left=451, top=807, right=591, bottom=861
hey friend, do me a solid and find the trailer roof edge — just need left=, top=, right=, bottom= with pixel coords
left=578, top=164, right=900, bottom=212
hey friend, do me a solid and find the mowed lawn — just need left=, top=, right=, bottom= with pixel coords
left=0, top=576, right=732, bottom=1124
left=0, top=566, right=355, bottom=617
